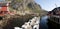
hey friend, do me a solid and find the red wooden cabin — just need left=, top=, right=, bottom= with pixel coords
left=0, top=2, right=10, bottom=16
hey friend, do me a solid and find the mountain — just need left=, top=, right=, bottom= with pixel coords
left=0, top=0, right=48, bottom=29
left=6, top=0, right=47, bottom=15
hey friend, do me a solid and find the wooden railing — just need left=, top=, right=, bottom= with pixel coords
left=49, top=15, right=60, bottom=24
left=50, top=15, right=60, bottom=18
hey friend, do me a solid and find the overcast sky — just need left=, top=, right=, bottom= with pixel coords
left=35, top=0, right=60, bottom=11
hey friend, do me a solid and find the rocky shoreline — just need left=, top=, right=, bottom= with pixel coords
left=0, top=14, right=39, bottom=29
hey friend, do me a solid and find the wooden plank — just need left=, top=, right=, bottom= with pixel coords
left=49, top=19, right=60, bottom=24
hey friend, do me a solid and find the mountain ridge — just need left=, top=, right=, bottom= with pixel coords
left=5, top=0, right=47, bottom=16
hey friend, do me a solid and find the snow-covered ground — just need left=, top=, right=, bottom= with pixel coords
left=14, top=17, right=40, bottom=29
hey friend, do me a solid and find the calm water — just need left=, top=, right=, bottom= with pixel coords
left=39, top=16, right=48, bottom=29
left=40, top=16, right=59, bottom=29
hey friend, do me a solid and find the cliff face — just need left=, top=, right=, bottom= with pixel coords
left=6, top=0, right=46, bottom=15
left=5, top=0, right=48, bottom=16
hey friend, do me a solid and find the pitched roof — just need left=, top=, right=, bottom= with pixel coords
left=0, top=3, right=7, bottom=7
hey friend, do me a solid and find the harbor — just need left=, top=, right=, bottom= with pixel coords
left=40, top=16, right=59, bottom=29
left=0, top=0, right=60, bottom=29
left=41, top=7, right=60, bottom=29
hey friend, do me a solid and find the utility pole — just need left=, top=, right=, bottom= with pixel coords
left=55, top=4, right=57, bottom=8
left=55, top=4, right=59, bottom=11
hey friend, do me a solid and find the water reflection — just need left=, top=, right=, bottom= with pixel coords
left=40, top=16, right=59, bottom=29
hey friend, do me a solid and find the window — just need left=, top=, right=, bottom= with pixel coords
left=0, top=11, right=3, bottom=14
left=4, top=11, right=8, bottom=14
left=0, top=7, right=1, bottom=9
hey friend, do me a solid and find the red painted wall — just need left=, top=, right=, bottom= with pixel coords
left=0, top=6, right=8, bottom=16
left=1, top=6, right=7, bottom=11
